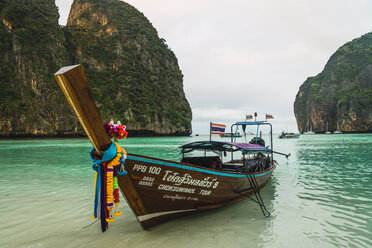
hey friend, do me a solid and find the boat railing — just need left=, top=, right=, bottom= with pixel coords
left=230, top=121, right=273, bottom=161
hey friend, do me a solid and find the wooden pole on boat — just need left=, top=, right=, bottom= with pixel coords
left=54, top=64, right=112, bottom=155
left=209, top=122, right=211, bottom=141
left=273, top=150, right=291, bottom=158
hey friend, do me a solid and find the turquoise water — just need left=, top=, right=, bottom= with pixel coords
left=0, top=134, right=371, bottom=248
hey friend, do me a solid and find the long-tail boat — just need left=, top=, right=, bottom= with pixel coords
left=54, top=65, right=286, bottom=230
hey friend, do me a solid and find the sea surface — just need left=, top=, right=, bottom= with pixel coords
left=0, top=134, right=371, bottom=248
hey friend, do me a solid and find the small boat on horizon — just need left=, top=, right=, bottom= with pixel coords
left=220, top=132, right=242, bottom=138
left=54, top=65, right=289, bottom=231
left=303, top=118, right=315, bottom=134
left=279, top=131, right=300, bottom=139
left=303, top=130, right=315, bottom=135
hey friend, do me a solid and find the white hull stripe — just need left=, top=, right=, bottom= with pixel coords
left=138, top=209, right=197, bottom=222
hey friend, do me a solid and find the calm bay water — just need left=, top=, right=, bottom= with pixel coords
left=0, top=134, right=371, bottom=248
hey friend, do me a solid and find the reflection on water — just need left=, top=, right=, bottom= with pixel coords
left=0, top=134, right=371, bottom=247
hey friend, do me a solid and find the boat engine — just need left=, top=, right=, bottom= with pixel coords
left=249, top=137, right=265, bottom=147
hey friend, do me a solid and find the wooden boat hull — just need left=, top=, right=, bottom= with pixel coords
left=53, top=65, right=280, bottom=231
left=116, top=153, right=276, bottom=229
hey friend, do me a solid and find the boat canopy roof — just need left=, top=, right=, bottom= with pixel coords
left=180, top=141, right=271, bottom=153
left=235, top=121, right=266, bottom=125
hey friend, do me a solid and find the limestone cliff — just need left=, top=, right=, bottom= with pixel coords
left=0, top=0, right=192, bottom=137
left=0, top=0, right=77, bottom=136
left=294, top=32, right=372, bottom=133
left=66, top=0, right=192, bottom=135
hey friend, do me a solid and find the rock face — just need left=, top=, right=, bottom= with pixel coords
left=294, top=32, right=372, bottom=133
left=66, top=0, right=192, bottom=135
left=0, top=0, right=76, bottom=136
left=0, top=0, right=192, bottom=137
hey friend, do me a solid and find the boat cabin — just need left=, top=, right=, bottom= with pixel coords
left=180, top=121, right=274, bottom=173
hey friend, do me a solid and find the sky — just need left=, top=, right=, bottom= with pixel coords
left=55, top=0, right=372, bottom=134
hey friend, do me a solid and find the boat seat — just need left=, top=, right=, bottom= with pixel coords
left=181, top=156, right=222, bottom=170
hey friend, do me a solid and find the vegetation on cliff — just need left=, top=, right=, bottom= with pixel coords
left=66, top=0, right=192, bottom=134
left=0, top=0, right=76, bottom=136
left=294, top=32, right=372, bottom=133
left=0, top=0, right=192, bottom=136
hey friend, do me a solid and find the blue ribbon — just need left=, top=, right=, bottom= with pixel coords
left=93, top=163, right=101, bottom=219
left=89, top=142, right=127, bottom=231
left=89, top=142, right=117, bottom=165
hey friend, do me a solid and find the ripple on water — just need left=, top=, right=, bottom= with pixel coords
left=293, top=135, right=372, bottom=247
left=1, top=135, right=372, bottom=248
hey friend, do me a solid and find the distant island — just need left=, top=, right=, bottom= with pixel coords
left=294, top=32, right=372, bottom=133
left=0, top=0, right=192, bottom=137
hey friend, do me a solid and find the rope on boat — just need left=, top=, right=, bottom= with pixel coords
left=81, top=219, right=99, bottom=229
left=245, top=172, right=271, bottom=218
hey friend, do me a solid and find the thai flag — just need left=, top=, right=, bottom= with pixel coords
left=266, top=114, right=274, bottom=119
left=246, top=114, right=253, bottom=120
left=210, top=122, right=226, bottom=135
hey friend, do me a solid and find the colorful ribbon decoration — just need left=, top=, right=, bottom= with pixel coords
left=90, top=142, right=127, bottom=232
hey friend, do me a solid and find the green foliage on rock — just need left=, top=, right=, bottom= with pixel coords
left=0, top=0, right=192, bottom=137
left=0, top=0, right=75, bottom=136
left=66, top=0, right=192, bottom=134
left=294, top=32, right=372, bottom=133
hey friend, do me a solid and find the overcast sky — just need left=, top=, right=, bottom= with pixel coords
left=56, top=0, right=372, bottom=134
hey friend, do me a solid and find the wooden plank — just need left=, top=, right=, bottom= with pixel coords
left=54, top=64, right=112, bottom=155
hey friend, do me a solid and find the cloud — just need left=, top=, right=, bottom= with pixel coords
left=193, top=107, right=247, bottom=122
left=55, top=0, right=372, bottom=134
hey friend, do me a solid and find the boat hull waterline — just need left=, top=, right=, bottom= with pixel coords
left=117, top=154, right=276, bottom=229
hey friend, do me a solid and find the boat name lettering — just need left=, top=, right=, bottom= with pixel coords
left=163, top=194, right=199, bottom=201
left=133, top=164, right=147, bottom=172
left=138, top=176, right=156, bottom=187
left=199, top=189, right=212, bottom=196
left=139, top=181, right=153, bottom=186
left=142, top=176, right=155, bottom=182
left=158, top=184, right=195, bottom=194
left=162, top=170, right=219, bottom=188
left=133, top=164, right=162, bottom=175
left=163, top=194, right=186, bottom=201
left=148, top=166, right=161, bottom=175
left=213, top=180, right=219, bottom=189
left=187, top=196, right=198, bottom=201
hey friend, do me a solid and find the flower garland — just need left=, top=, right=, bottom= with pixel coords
left=104, top=120, right=128, bottom=142
left=113, top=177, right=122, bottom=217
left=105, top=142, right=124, bottom=222
left=90, top=120, right=129, bottom=231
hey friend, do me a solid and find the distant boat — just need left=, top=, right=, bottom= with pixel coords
left=334, top=122, right=342, bottom=134
left=278, top=131, right=300, bottom=139
left=325, top=122, right=331, bottom=134
left=303, top=131, right=315, bottom=135
left=220, top=132, right=242, bottom=138
left=304, top=118, right=315, bottom=134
